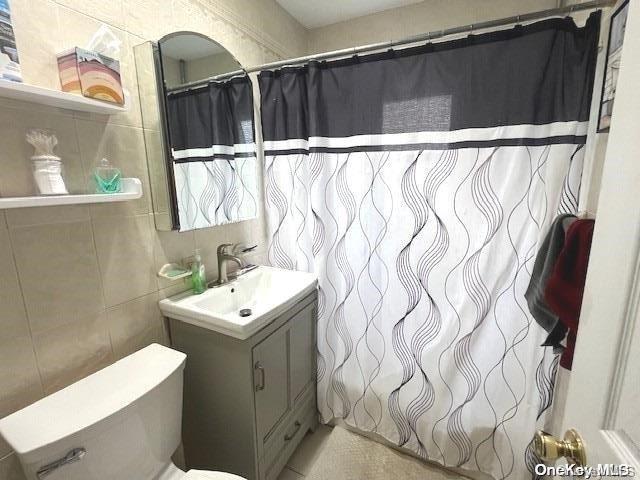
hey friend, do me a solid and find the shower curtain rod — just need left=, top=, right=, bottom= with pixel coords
left=167, top=0, right=613, bottom=93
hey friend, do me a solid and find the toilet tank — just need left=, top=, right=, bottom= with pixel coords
left=0, top=344, right=186, bottom=480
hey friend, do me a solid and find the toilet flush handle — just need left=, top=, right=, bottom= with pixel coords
left=37, top=447, right=86, bottom=479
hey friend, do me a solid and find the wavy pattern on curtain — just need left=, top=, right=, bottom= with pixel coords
left=259, top=13, right=599, bottom=480
left=173, top=157, right=258, bottom=230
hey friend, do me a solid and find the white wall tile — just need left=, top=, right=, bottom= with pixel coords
left=0, top=225, right=28, bottom=340
left=10, top=221, right=105, bottom=334
left=93, top=214, right=157, bottom=307
left=54, top=0, right=125, bottom=31
left=0, top=336, right=44, bottom=458
left=0, top=336, right=43, bottom=419
left=33, top=312, right=113, bottom=394
left=0, top=452, right=27, bottom=480
left=10, top=0, right=62, bottom=90
left=5, top=205, right=90, bottom=228
left=107, top=291, right=163, bottom=359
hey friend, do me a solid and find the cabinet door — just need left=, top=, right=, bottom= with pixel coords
left=253, top=326, right=289, bottom=442
left=289, top=303, right=316, bottom=404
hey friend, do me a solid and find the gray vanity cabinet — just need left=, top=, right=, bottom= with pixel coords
left=253, top=323, right=289, bottom=442
left=168, top=290, right=318, bottom=480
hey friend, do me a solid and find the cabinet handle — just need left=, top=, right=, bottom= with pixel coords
left=284, top=421, right=302, bottom=441
left=254, top=362, right=265, bottom=391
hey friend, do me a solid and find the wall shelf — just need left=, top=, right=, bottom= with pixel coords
left=0, top=79, right=128, bottom=114
left=0, top=178, right=143, bottom=209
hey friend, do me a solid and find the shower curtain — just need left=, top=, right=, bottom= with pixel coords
left=259, top=13, right=599, bottom=480
left=166, top=76, right=257, bottom=230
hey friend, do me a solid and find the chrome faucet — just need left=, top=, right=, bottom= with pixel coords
left=213, top=243, right=257, bottom=286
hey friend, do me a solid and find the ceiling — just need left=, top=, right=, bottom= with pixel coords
left=276, top=0, right=424, bottom=29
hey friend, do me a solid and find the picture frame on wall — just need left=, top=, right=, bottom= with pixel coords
left=0, top=0, right=22, bottom=82
left=597, top=0, right=630, bottom=132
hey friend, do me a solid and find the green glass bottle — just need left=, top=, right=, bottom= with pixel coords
left=191, top=249, right=206, bottom=294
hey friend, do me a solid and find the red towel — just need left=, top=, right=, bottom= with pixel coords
left=544, top=219, right=595, bottom=369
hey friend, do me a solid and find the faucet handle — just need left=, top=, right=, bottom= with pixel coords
left=233, top=243, right=258, bottom=254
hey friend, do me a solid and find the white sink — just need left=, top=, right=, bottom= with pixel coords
left=159, top=266, right=317, bottom=339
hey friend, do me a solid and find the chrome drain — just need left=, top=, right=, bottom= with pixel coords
left=239, top=308, right=252, bottom=317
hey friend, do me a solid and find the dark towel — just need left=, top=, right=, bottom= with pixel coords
left=544, top=219, right=595, bottom=370
left=525, top=214, right=576, bottom=351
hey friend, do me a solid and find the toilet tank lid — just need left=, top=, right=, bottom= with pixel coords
left=0, top=344, right=186, bottom=455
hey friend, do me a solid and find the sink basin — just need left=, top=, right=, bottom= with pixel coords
left=159, top=266, right=317, bottom=339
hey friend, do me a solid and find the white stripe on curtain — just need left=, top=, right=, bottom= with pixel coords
left=172, top=142, right=257, bottom=159
left=263, top=121, right=589, bottom=152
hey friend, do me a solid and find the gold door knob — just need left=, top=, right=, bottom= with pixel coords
left=533, top=429, right=587, bottom=466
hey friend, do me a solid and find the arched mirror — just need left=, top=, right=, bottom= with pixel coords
left=134, top=32, right=257, bottom=232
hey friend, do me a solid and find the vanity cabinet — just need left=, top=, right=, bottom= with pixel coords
left=168, top=291, right=318, bottom=480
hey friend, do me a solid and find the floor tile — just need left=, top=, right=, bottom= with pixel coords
left=286, top=424, right=333, bottom=476
left=277, top=467, right=305, bottom=480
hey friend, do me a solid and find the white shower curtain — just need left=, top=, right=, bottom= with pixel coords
left=259, top=13, right=599, bottom=480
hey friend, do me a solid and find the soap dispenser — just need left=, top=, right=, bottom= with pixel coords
left=191, top=249, right=206, bottom=294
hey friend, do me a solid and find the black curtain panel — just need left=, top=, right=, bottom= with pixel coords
left=259, top=13, right=599, bottom=480
left=167, top=75, right=255, bottom=161
left=260, top=14, right=598, bottom=151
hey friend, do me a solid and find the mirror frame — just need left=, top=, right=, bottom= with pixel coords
left=134, top=31, right=248, bottom=231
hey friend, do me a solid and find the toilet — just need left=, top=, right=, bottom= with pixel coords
left=0, top=344, right=244, bottom=480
